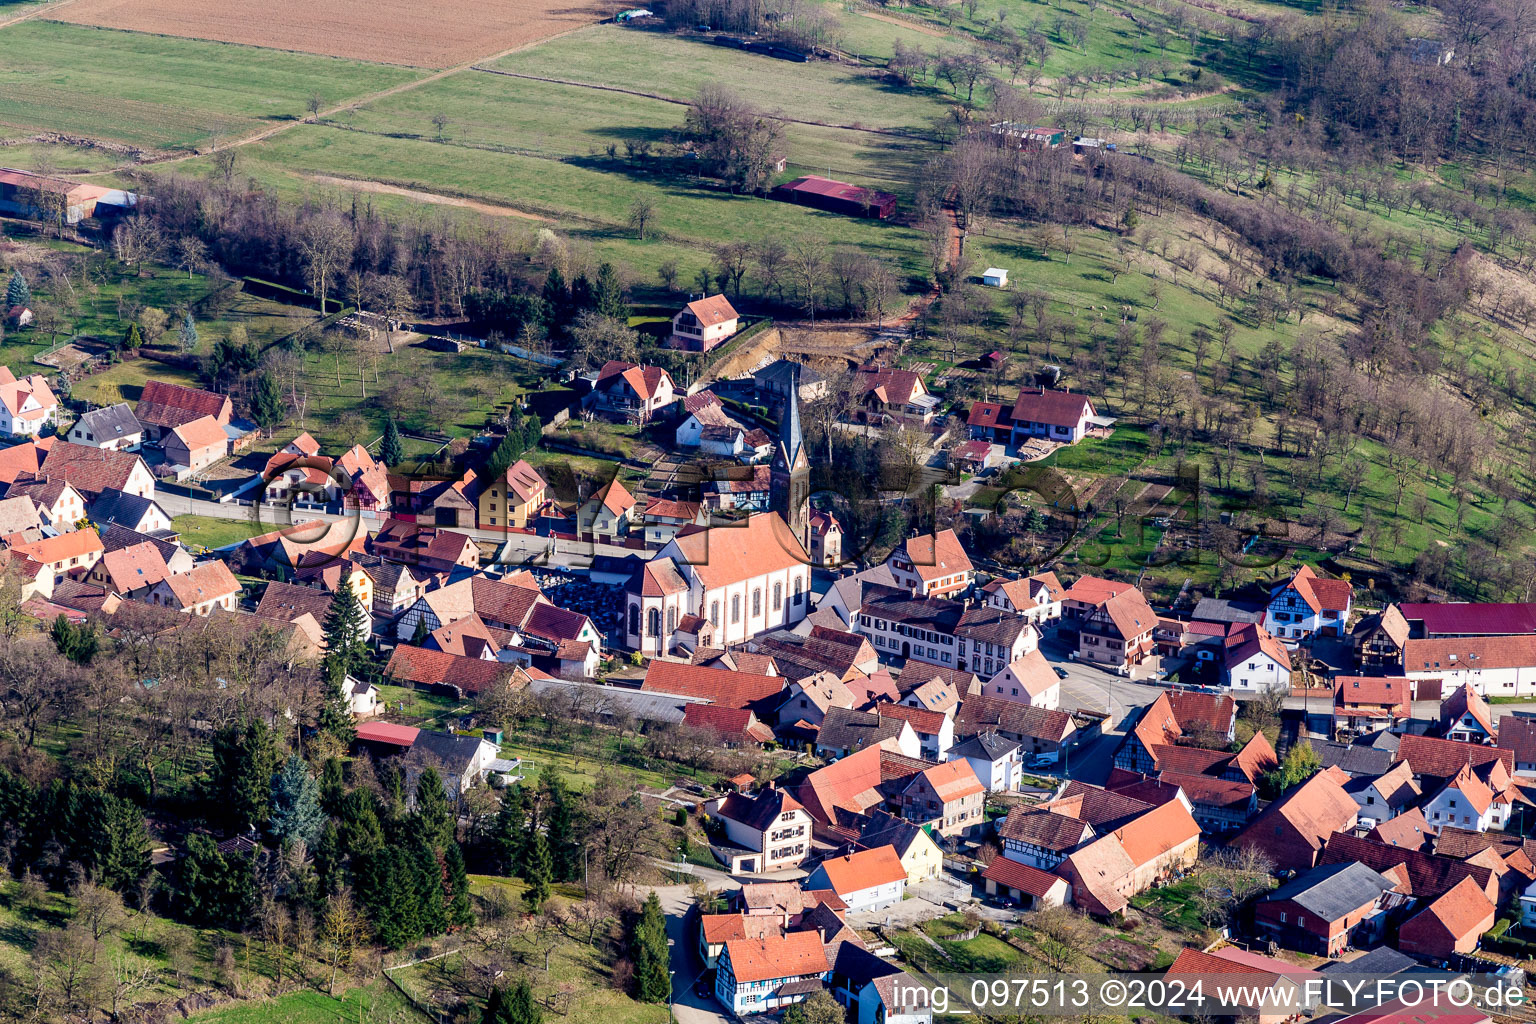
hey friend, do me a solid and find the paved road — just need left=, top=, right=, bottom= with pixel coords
left=651, top=880, right=734, bottom=1024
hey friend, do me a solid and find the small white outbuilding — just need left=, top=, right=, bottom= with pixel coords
left=982, top=268, right=1009, bottom=287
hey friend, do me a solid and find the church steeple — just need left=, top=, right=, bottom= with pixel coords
left=770, top=365, right=811, bottom=548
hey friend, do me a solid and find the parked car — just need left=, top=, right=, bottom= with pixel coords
left=1052, top=666, right=1069, bottom=679
left=1028, top=752, right=1059, bottom=769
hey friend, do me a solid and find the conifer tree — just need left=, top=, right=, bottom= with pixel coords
left=177, top=311, right=199, bottom=352
left=381, top=418, right=404, bottom=467
left=413, top=838, right=448, bottom=937
left=540, top=768, right=577, bottom=882
left=633, top=891, right=671, bottom=1003
left=120, top=321, right=143, bottom=352
left=445, top=840, right=474, bottom=928
left=593, top=262, right=628, bottom=321
left=269, top=755, right=326, bottom=846
left=250, top=370, right=285, bottom=435
left=208, top=719, right=279, bottom=832
left=482, top=986, right=510, bottom=1024
left=6, top=269, right=29, bottom=310
left=507, top=978, right=543, bottom=1024
left=492, top=786, right=529, bottom=875
left=318, top=574, right=368, bottom=741
left=522, top=830, right=551, bottom=914
left=414, top=767, right=454, bottom=847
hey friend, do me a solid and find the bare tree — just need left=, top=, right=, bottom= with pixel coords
left=298, top=213, right=353, bottom=318
left=788, top=235, right=829, bottom=321
left=627, top=197, right=657, bottom=240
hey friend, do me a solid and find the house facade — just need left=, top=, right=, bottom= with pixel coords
left=0, top=368, right=59, bottom=438
left=66, top=403, right=142, bottom=450
left=669, top=294, right=740, bottom=352
left=1264, top=565, right=1353, bottom=644
left=1008, top=387, right=1098, bottom=446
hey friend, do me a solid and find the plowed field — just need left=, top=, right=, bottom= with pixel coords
left=51, top=0, right=620, bottom=67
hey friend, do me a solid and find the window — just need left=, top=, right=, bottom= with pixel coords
left=710, top=601, right=720, bottom=626
left=647, top=608, right=661, bottom=637
left=793, top=577, right=804, bottom=605
left=629, top=604, right=640, bottom=636
left=752, top=588, right=762, bottom=617
left=773, top=582, right=783, bottom=611
left=732, top=595, right=741, bottom=623
left=667, top=607, right=677, bottom=633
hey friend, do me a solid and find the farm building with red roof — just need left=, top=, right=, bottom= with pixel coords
left=770, top=175, right=896, bottom=219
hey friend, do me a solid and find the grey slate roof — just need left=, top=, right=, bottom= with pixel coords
left=950, top=730, right=1020, bottom=762
left=99, top=521, right=182, bottom=563
left=89, top=488, right=167, bottom=530
left=525, top=676, right=705, bottom=724
left=755, top=358, right=823, bottom=389
left=856, top=808, right=930, bottom=860
left=1313, top=739, right=1396, bottom=776
left=1260, top=861, right=1393, bottom=922
left=817, top=706, right=906, bottom=752
left=73, top=403, right=142, bottom=442
left=1191, top=597, right=1266, bottom=624
left=1318, top=946, right=1415, bottom=976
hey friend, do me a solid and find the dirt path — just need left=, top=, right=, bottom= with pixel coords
left=856, top=9, right=954, bottom=38
left=0, top=0, right=85, bottom=30
left=302, top=174, right=553, bottom=220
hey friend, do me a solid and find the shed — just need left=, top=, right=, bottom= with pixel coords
left=982, top=268, right=1009, bottom=287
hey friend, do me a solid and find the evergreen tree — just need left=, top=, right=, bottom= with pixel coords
left=410, top=616, right=431, bottom=646
left=632, top=891, right=670, bottom=1003
left=318, top=576, right=368, bottom=741
left=50, top=614, right=99, bottom=663
left=381, top=418, right=404, bottom=467
left=208, top=719, right=280, bottom=832
left=413, top=767, right=454, bottom=848
left=177, top=311, right=199, bottom=353
left=98, top=793, right=152, bottom=895
left=593, top=262, right=628, bottom=321
left=569, top=274, right=594, bottom=315
left=541, top=268, right=570, bottom=337
left=492, top=785, right=529, bottom=875
left=6, top=270, right=29, bottom=310
left=520, top=414, right=543, bottom=455
left=507, top=979, right=543, bottom=1024
left=119, top=321, right=143, bottom=353
left=314, top=820, right=344, bottom=897
left=540, top=769, right=578, bottom=882
left=413, top=838, right=448, bottom=937
left=361, top=844, right=422, bottom=948
left=522, top=830, right=551, bottom=914
left=250, top=370, right=285, bottom=434
left=180, top=834, right=257, bottom=928
left=269, top=755, right=326, bottom=847
left=482, top=986, right=510, bottom=1024
left=319, top=757, right=346, bottom=814
left=337, top=789, right=384, bottom=858
left=444, top=840, right=474, bottom=927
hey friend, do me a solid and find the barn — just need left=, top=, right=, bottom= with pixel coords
left=770, top=175, right=897, bottom=219
left=0, top=169, right=137, bottom=225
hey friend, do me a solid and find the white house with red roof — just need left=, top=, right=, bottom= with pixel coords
left=669, top=294, right=740, bottom=352
left=1223, top=622, right=1292, bottom=692
left=588, top=360, right=676, bottom=423
left=576, top=477, right=636, bottom=542
left=715, top=930, right=831, bottom=1015
left=886, top=528, right=973, bottom=598
left=1264, top=564, right=1353, bottom=644
left=982, top=649, right=1061, bottom=709
left=981, top=571, right=1064, bottom=623
left=706, top=785, right=814, bottom=873
left=0, top=368, right=59, bottom=438
left=802, top=846, right=908, bottom=912
left=1008, top=386, right=1101, bottom=446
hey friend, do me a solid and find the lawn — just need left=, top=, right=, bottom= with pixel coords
left=0, top=21, right=421, bottom=151
left=1129, top=878, right=1205, bottom=933
left=374, top=683, right=468, bottom=725
left=71, top=358, right=202, bottom=407
left=171, top=514, right=268, bottom=551
left=188, top=980, right=427, bottom=1024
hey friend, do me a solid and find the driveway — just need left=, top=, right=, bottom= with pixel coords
left=652, top=881, right=732, bottom=1024
left=1038, top=636, right=1165, bottom=726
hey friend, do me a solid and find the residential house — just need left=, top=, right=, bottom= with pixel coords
left=1403, top=634, right=1536, bottom=698
left=676, top=392, right=746, bottom=452
left=1060, top=575, right=1134, bottom=622
left=669, top=294, right=740, bottom=352
left=133, top=379, right=231, bottom=443
left=966, top=401, right=1012, bottom=444
left=66, top=404, right=143, bottom=451
left=1397, top=875, right=1497, bottom=959
left=1252, top=862, right=1394, bottom=955
left=855, top=585, right=963, bottom=667
left=994, top=784, right=1157, bottom=870
left=715, top=931, right=830, bottom=1015
left=0, top=368, right=59, bottom=437
left=1319, top=831, right=1499, bottom=904
left=1007, top=387, right=1099, bottom=446
left=390, top=470, right=478, bottom=528
left=5, top=474, right=85, bottom=529
left=577, top=477, right=637, bottom=542
left=682, top=704, right=775, bottom=747
left=88, top=489, right=173, bottom=536
left=955, top=606, right=1037, bottom=678
left=99, top=522, right=194, bottom=574
left=1264, top=565, right=1353, bottom=644
left=702, top=464, right=772, bottom=512
left=641, top=660, right=786, bottom=716
left=40, top=441, right=155, bottom=501
left=370, top=519, right=479, bottom=573
left=852, top=810, right=943, bottom=885
left=749, top=626, right=877, bottom=685
left=852, top=364, right=938, bottom=424
left=1114, top=690, right=1239, bottom=774
left=1055, top=797, right=1202, bottom=916
left=625, top=512, right=812, bottom=654
left=803, top=847, right=908, bottom=912
left=808, top=511, right=842, bottom=567
left=830, top=943, right=934, bottom=1024
left=84, top=540, right=171, bottom=598
left=1421, top=761, right=1525, bottom=832
left=1230, top=768, right=1360, bottom=873
left=949, top=731, right=1025, bottom=793
left=1163, top=947, right=1319, bottom=1024
left=1399, top=601, right=1536, bottom=638
left=1334, top=675, right=1413, bottom=737
left=1395, top=734, right=1513, bottom=787
left=894, top=759, right=985, bottom=837
left=1352, top=604, right=1411, bottom=671
left=476, top=459, right=546, bottom=530
left=301, top=551, right=424, bottom=619
left=953, top=695, right=1078, bottom=759
left=384, top=644, right=514, bottom=698
left=886, top=528, right=973, bottom=598
left=707, top=786, right=814, bottom=873
left=162, top=415, right=228, bottom=471
left=1345, top=760, right=1421, bottom=825
left=874, top=702, right=953, bottom=760
left=814, top=707, right=921, bottom=760
left=588, top=360, right=676, bottom=424
left=1498, top=714, right=1536, bottom=774
left=144, top=560, right=241, bottom=615
left=5, top=527, right=103, bottom=581
left=982, top=650, right=1060, bottom=710
left=1442, top=681, right=1498, bottom=742
left=1074, top=585, right=1157, bottom=672
left=641, top=497, right=706, bottom=549
left=1224, top=622, right=1292, bottom=692
left=980, top=571, right=1064, bottom=624
left=776, top=672, right=857, bottom=729
left=398, top=728, right=501, bottom=796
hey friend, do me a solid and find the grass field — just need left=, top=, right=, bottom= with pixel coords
left=171, top=514, right=269, bottom=550
left=0, top=21, right=422, bottom=151
left=188, top=980, right=426, bottom=1024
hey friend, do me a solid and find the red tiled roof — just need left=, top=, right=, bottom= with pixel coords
left=138, top=379, right=230, bottom=421
left=955, top=694, right=1074, bottom=742
left=1398, top=601, right=1536, bottom=637
left=39, top=442, right=145, bottom=497
left=855, top=365, right=926, bottom=408
left=1334, top=676, right=1411, bottom=715
left=641, top=661, right=784, bottom=709
left=1441, top=682, right=1495, bottom=737
left=1401, top=874, right=1496, bottom=952
left=815, top=846, right=906, bottom=894
left=1232, top=769, right=1358, bottom=870
left=875, top=701, right=945, bottom=735
left=723, top=930, right=829, bottom=983
left=1396, top=734, right=1513, bottom=780
left=1225, top=622, right=1291, bottom=671
left=967, top=401, right=1007, bottom=429
left=169, top=414, right=228, bottom=452
left=1009, top=387, right=1095, bottom=428
left=917, top=760, right=984, bottom=802
left=158, top=560, right=239, bottom=607
left=384, top=644, right=512, bottom=695
left=981, top=856, right=1066, bottom=897
left=666, top=512, right=808, bottom=591
left=685, top=294, right=738, bottom=327
left=1405, top=634, right=1536, bottom=674
left=1320, top=832, right=1495, bottom=900
left=356, top=721, right=419, bottom=746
